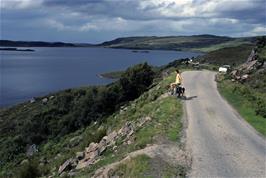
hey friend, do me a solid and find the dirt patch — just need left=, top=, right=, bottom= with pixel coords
left=92, top=143, right=190, bottom=178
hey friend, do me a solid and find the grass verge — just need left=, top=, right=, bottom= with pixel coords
left=113, top=155, right=151, bottom=178
left=218, top=80, right=266, bottom=136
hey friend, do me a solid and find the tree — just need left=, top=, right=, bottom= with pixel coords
left=120, top=63, right=155, bottom=101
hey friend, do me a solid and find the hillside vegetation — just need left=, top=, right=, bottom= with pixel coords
left=0, top=66, right=187, bottom=177
left=215, top=37, right=266, bottom=136
left=1, top=35, right=264, bottom=178
left=99, top=35, right=254, bottom=52
left=196, top=44, right=254, bottom=66
left=0, top=63, right=155, bottom=174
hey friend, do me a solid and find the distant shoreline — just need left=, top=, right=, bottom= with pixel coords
left=0, top=47, right=35, bottom=52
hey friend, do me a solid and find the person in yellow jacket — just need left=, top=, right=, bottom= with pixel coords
left=169, top=69, right=185, bottom=96
left=170, top=69, right=182, bottom=89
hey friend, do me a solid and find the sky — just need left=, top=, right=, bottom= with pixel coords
left=1, top=0, right=266, bottom=43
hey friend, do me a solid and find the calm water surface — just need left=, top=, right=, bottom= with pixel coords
left=0, top=47, right=202, bottom=107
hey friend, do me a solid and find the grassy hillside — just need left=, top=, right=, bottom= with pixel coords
left=0, top=63, right=155, bottom=176
left=216, top=37, right=266, bottom=136
left=193, top=38, right=253, bottom=52
left=196, top=44, right=254, bottom=66
left=1, top=70, right=187, bottom=178
left=218, top=80, right=266, bottom=136
left=99, top=35, right=254, bottom=52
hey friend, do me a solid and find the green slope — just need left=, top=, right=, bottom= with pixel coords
left=1, top=71, right=186, bottom=178
left=196, top=44, right=254, bottom=66
left=99, top=35, right=255, bottom=52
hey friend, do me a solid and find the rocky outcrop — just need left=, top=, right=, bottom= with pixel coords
left=58, top=158, right=78, bottom=175
left=58, top=116, right=152, bottom=175
left=230, top=48, right=264, bottom=82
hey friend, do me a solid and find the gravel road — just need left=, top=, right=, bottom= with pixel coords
left=182, top=71, right=266, bottom=177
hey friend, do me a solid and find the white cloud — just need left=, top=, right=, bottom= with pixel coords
left=1, top=0, right=43, bottom=9
left=1, top=0, right=265, bottom=42
left=244, top=26, right=266, bottom=36
left=209, top=18, right=239, bottom=25
left=79, top=23, right=98, bottom=31
left=44, top=19, right=75, bottom=31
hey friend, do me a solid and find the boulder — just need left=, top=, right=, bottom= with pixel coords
left=76, top=152, right=85, bottom=160
left=236, top=76, right=241, bottom=80
left=58, top=158, right=77, bottom=175
left=30, top=98, right=36, bottom=103
left=98, top=139, right=107, bottom=153
left=246, top=49, right=257, bottom=62
left=127, top=140, right=132, bottom=145
left=137, top=116, right=152, bottom=127
left=102, top=136, right=108, bottom=142
left=120, top=122, right=134, bottom=136
left=246, top=60, right=258, bottom=71
left=85, top=150, right=99, bottom=161
left=128, top=130, right=134, bottom=137
left=230, top=70, right=238, bottom=77
left=42, top=98, right=48, bottom=104
left=76, top=159, right=95, bottom=170
left=86, top=142, right=98, bottom=153
left=112, top=145, right=118, bottom=151
left=106, top=131, right=118, bottom=145
left=241, top=74, right=249, bottom=81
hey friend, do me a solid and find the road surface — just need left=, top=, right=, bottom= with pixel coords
left=182, top=71, right=266, bottom=177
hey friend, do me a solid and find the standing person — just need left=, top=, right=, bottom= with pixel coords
left=170, top=69, right=183, bottom=95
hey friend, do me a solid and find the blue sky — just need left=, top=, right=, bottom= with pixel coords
left=1, top=0, right=266, bottom=43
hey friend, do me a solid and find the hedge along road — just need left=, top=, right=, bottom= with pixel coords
left=182, top=70, right=266, bottom=177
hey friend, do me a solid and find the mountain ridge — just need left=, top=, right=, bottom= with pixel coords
left=1, top=35, right=257, bottom=52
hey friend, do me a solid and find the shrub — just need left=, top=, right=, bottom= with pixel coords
left=256, top=98, right=266, bottom=118
left=18, top=160, right=41, bottom=178
left=120, top=62, right=155, bottom=101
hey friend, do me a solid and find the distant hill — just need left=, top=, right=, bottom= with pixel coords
left=98, top=35, right=256, bottom=52
left=1, top=35, right=258, bottom=52
left=0, top=40, right=94, bottom=47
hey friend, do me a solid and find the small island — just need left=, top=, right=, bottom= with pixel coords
left=132, top=50, right=150, bottom=53
left=0, top=47, right=35, bottom=52
left=99, top=70, right=124, bottom=79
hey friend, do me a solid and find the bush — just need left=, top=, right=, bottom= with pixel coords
left=18, top=160, right=41, bottom=178
left=120, top=62, right=155, bottom=101
left=256, top=98, right=266, bottom=118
